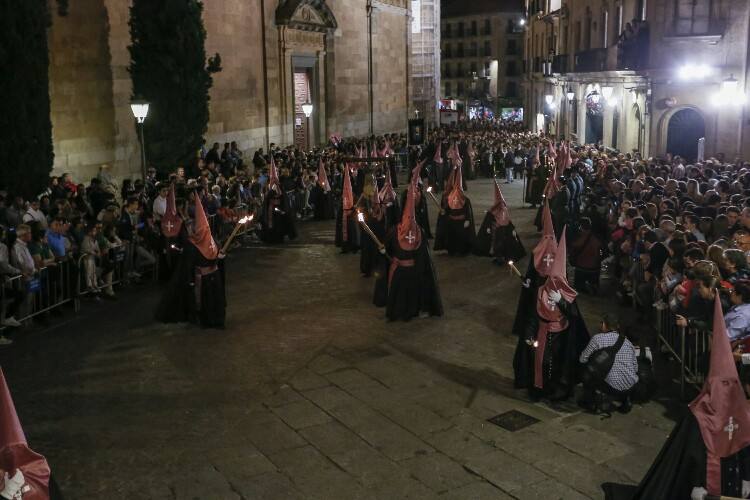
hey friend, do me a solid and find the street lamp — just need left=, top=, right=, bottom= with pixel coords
left=130, top=98, right=149, bottom=181
left=566, top=88, right=575, bottom=101
left=545, top=94, right=554, bottom=105
left=302, top=100, right=314, bottom=118
left=601, top=86, right=614, bottom=101
left=722, top=74, right=739, bottom=94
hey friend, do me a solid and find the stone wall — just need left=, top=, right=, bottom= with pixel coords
left=46, top=0, right=411, bottom=184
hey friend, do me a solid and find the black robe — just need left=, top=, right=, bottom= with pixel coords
left=526, top=164, right=547, bottom=206
left=603, top=412, right=750, bottom=500
left=310, top=185, right=335, bottom=220
left=512, top=274, right=589, bottom=399
left=433, top=200, right=476, bottom=255
left=155, top=240, right=226, bottom=329
left=360, top=209, right=386, bottom=277
left=260, top=191, right=297, bottom=243
left=512, top=262, right=542, bottom=388
left=335, top=204, right=361, bottom=253
left=373, top=228, right=443, bottom=321
left=473, top=214, right=527, bottom=263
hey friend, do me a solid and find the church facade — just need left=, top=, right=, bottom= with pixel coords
left=48, top=0, right=412, bottom=181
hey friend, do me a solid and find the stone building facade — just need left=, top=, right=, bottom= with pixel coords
left=440, top=0, right=525, bottom=117
left=523, top=0, right=750, bottom=161
left=48, top=0, right=412, bottom=181
left=409, top=0, right=441, bottom=126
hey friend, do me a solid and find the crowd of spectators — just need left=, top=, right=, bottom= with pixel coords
left=0, top=134, right=410, bottom=341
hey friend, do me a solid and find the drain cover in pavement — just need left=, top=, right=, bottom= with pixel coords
left=487, top=410, right=540, bottom=432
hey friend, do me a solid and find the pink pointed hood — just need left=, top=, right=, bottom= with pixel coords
left=532, top=202, right=557, bottom=277
left=690, top=294, right=750, bottom=495
left=379, top=168, right=397, bottom=205
left=490, top=180, right=510, bottom=226
left=0, top=368, right=51, bottom=500
left=318, top=160, right=331, bottom=192
left=398, top=172, right=422, bottom=251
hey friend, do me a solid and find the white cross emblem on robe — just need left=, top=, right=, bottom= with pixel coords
left=543, top=253, right=554, bottom=268
left=406, top=231, right=416, bottom=244
left=725, top=417, right=739, bottom=441
left=164, top=220, right=174, bottom=232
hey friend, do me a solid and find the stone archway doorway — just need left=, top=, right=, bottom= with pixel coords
left=666, top=108, right=705, bottom=161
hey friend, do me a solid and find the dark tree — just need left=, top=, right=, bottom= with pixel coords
left=128, top=0, right=221, bottom=175
left=0, top=1, right=61, bottom=198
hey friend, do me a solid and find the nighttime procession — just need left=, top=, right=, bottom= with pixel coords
left=2, top=0, right=750, bottom=498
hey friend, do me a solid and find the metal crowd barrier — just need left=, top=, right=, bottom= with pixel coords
left=0, top=259, right=76, bottom=326
left=656, top=307, right=711, bottom=398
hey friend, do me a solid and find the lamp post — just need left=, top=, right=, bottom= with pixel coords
left=130, top=98, right=149, bottom=181
left=302, top=99, right=314, bottom=150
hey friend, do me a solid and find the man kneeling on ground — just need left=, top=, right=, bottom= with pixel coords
left=579, top=314, right=639, bottom=414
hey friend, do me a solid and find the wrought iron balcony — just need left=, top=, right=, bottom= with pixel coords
left=574, top=48, right=607, bottom=72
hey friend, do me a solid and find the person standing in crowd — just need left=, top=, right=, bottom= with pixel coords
left=310, top=160, right=335, bottom=220
left=570, top=217, right=603, bottom=294
left=359, top=174, right=386, bottom=278
left=260, top=157, right=297, bottom=244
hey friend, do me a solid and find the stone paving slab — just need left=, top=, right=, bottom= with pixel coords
left=270, top=399, right=332, bottom=430
left=328, top=402, right=435, bottom=461
left=244, top=415, right=307, bottom=456
left=438, top=481, right=515, bottom=500
left=288, top=367, right=331, bottom=392
left=302, top=385, right=360, bottom=411
left=463, top=449, right=549, bottom=493
left=308, top=353, right=351, bottom=374
left=426, top=427, right=497, bottom=463
left=172, top=465, right=240, bottom=500
left=326, top=368, right=387, bottom=392
left=269, top=445, right=372, bottom=500
left=300, top=421, right=404, bottom=487
left=230, top=471, right=305, bottom=500
left=512, top=478, right=593, bottom=500
left=548, top=423, right=635, bottom=465
left=401, top=452, right=479, bottom=493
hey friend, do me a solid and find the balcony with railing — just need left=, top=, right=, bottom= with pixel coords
left=551, top=54, right=568, bottom=74
left=574, top=48, right=607, bottom=72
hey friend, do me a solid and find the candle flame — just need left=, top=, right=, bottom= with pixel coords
left=508, top=260, right=514, bottom=266
left=533, top=341, right=539, bottom=348
left=357, top=212, right=365, bottom=222
left=426, top=186, right=433, bottom=193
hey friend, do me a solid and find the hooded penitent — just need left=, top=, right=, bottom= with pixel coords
left=534, top=226, right=577, bottom=388
left=190, top=197, right=219, bottom=260
left=447, top=163, right=466, bottom=210
left=268, top=154, right=280, bottom=192
left=161, top=183, right=182, bottom=238
left=0, top=368, right=51, bottom=500
left=433, top=141, right=443, bottom=164
left=532, top=202, right=557, bottom=277
left=342, top=164, right=354, bottom=242
left=379, top=169, right=397, bottom=206
left=318, top=160, right=331, bottom=192
left=370, top=174, right=384, bottom=220
left=689, top=294, right=750, bottom=495
left=398, top=167, right=423, bottom=252
left=490, top=180, right=510, bottom=226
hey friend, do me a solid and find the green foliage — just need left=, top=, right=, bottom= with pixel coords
left=0, top=0, right=55, bottom=198
left=128, top=0, right=221, bottom=175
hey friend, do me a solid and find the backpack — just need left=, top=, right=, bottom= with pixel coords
left=584, top=334, right=626, bottom=382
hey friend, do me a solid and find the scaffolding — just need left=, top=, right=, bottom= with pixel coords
left=409, top=0, right=441, bottom=128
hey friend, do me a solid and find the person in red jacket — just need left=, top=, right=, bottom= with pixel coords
left=570, top=217, right=603, bottom=294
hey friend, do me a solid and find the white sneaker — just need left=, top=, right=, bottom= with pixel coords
left=1, top=317, right=21, bottom=328
left=0, top=337, right=13, bottom=346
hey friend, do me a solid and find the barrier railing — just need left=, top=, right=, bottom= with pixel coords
left=656, top=306, right=711, bottom=398
left=0, top=259, right=76, bottom=327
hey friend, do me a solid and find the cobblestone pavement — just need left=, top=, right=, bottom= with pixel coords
left=0, top=178, right=683, bottom=499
